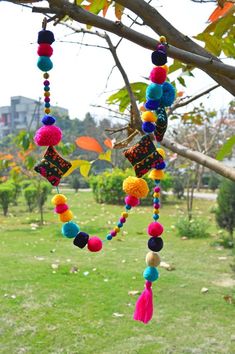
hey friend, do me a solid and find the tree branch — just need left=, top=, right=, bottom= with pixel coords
left=162, top=137, right=235, bottom=181
left=170, top=84, right=219, bottom=112
left=29, top=1, right=235, bottom=94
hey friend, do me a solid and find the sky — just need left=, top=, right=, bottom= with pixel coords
left=0, top=0, right=234, bottom=122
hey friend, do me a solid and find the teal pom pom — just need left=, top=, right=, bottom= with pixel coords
left=37, top=56, right=53, bottom=72
left=153, top=214, right=159, bottom=220
left=106, top=234, right=112, bottom=240
left=160, top=82, right=176, bottom=107
left=143, top=266, right=159, bottom=282
left=146, top=83, right=163, bottom=100
left=62, top=222, right=80, bottom=239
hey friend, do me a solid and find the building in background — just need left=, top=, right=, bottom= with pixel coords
left=0, top=96, right=69, bottom=139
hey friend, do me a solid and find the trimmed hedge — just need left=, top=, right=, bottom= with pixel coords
left=89, top=168, right=172, bottom=205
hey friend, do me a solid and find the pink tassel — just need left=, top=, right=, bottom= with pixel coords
left=133, top=280, right=153, bottom=324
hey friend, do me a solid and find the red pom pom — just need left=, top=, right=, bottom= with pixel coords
left=125, top=195, right=140, bottom=207
left=147, top=222, right=164, bottom=237
left=37, top=43, right=53, bottom=57
left=54, top=204, right=69, bottom=214
left=149, top=67, right=167, bottom=84
left=34, top=125, right=62, bottom=146
left=87, top=236, right=103, bottom=252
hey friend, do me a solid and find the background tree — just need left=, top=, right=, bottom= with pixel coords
left=216, top=178, right=235, bottom=245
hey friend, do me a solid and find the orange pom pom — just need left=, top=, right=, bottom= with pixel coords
left=148, top=169, right=165, bottom=180
left=123, top=176, right=149, bottom=198
left=141, top=111, right=157, bottom=123
left=51, top=194, right=67, bottom=205
left=139, top=105, right=147, bottom=112
left=59, top=209, right=73, bottom=222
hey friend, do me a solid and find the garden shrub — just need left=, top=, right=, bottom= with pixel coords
left=89, top=168, right=172, bottom=205
left=175, top=217, right=210, bottom=238
left=0, top=184, right=14, bottom=216
left=24, top=186, right=38, bottom=212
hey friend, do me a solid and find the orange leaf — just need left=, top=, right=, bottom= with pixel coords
left=208, top=2, right=233, bottom=22
left=75, top=136, right=103, bottom=153
left=104, top=138, right=113, bottom=149
left=102, top=0, right=110, bottom=16
left=115, top=3, right=124, bottom=20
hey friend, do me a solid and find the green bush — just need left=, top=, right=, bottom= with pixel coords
left=175, top=217, right=210, bottom=238
left=172, top=177, right=184, bottom=199
left=0, top=184, right=14, bottom=216
left=89, top=168, right=172, bottom=205
left=24, top=186, right=38, bottom=212
left=215, top=178, right=235, bottom=243
left=208, top=174, right=221, bottom=191
left=70, top=175, right=80, bottom=192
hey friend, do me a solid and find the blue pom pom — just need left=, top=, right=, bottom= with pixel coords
left=153, top=214, right=159, bottom=220
left=41, top=115, right=56, bottom=125
left=156, top=161, right=166, bottom=170
left=106, top=234, right=113, bottom=240
left=143, top=266, right=159, bottom=282
left=62, top=222, right=80, bottom=239
left=117, top=222, right=123, bottom=228
left=155, top=180, right=160, bottom=184
left=142, top=121, right=155, bottom=133
left=160, top=82, right=176, bottom=107
left=125, top=204, right=132, bottom=210
left=37, top=56, right=53, bottom=72
left=144, top=99, right=160, bottom=111
left=146, top=83, right=163, bottom=100
left=45, top=102, right=50, bottom=108
left=44, top=86, right=50, bottom=91
left=153, top=198, right=159, bottom=203
left=38, top=30, right=55, bottom=44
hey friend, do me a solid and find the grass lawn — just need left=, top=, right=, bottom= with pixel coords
left=0, top=190, right=234, bottom=354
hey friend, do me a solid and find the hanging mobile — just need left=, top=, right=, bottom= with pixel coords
left=33, top=21, right=176, bottom=324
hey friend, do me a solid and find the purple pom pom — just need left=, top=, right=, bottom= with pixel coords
left=142, top=122, right=155, bottom=133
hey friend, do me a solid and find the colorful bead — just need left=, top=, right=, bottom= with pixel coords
left=43, top=72, right=49, bottom=79
left=117, top=222, right=123, bottom=228
left=87, top=236, right=103, bottom=252
left=146, top=251, right=161, bottom=267
left=154, top=187, right=161, bottom=193
left=143, top=266, right=159, bottom=282
left=73, top=232, right=89, bottom=249
left=147, top=221, right=164, bottom=237
left=106, top=234, right=112, bottom=241
left=122, top=212, right=128, bottom=218
left=114, top=226, right=120, bottom=233
left=120, top=217, right=126, bottom=223
left=45, top=108, right=50, bottom=114
left=148, top=237, right=163, bottom=252
left=110, top=230, right=117, bottom=237
left=153, top=214, right=159, bottom=220
left=62, top=222, right=80, bottom=238
left=125, top=204, right=131, bottom=210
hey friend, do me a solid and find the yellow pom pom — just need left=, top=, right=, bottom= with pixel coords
left=155, top=192, right=160, bottom=198
left=44, top=91, right=50, bottom=97
left=43, top=73, right=49, bottom=79
left=148, top=169, right=165, bottom=180
left=114, top=226, right=120, bottom=233
left=45, top=108, right=50, bottom=114
left=157, top=148, right=166, bottom=159
left=123, top=176, right=149, bottom=199
left=59, top=210, right=73, bottom=222
left=139, top=105, right=147, bottom=112
left=154, top=209, right=159, bottom=214
left=51, top=194, right=67, bottom=205
left=122, top=212, right=128, bottom=218
left=141, top=111, right=157, bottom=123
left=161, top=64, right=169, bottom=73
left=160, top=35, right=166, bottom=43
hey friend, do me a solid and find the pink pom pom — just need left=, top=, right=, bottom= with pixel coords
left=54, top=204, right=69, bottom=214
left=125, top=195, right=140, bottom=207
left=147, top=222, right=164, bottom=237
left=154, top=187, right=161, bottom=193
left=110, top=230, right=117, bottom=237
left=34, top=125, right=62, bottom=146
left=120, top=217, right=126, bottom=223
left=87, top=236, right=103, bottom=252
left=149, top=67, right=167, bottom=84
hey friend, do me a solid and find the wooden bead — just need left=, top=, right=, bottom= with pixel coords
left=146, top=251, right=161, bottom=267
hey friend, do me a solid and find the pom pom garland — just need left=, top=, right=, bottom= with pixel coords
left=33, top=29, right=176, bottom=325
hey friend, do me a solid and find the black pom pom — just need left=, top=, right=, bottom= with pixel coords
left=151, top=50, right=167, bottom=66
left=148, top=237, right=163, bottom=252
left=38, top=30, right=55, bottom=44
left=73, top=232, right=89, bottom=249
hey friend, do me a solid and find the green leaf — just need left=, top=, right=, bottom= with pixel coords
left=80, top=161, right=92, bottom=178
left=98, top=150, right=112, bottom=162
left=177, top=76, right=186, bottom=87
left=216, top=136, right=235, bottom=161
left=168, top=60, right=183, bottom=74
left=85, top=0, right=106, bottom=15
left=107, top=82, right=147, bottom=112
